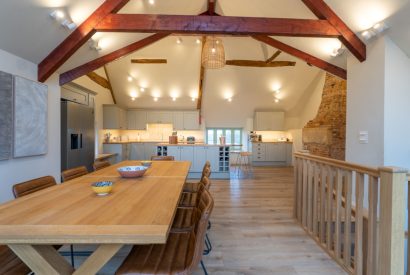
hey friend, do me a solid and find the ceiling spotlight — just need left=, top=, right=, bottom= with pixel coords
left=275, top=89, right=280, bottom=94
left=149, top=0, right=155, bottom=4
left=153, top=97, right=159, bottom=102
left=176, top=38, right=183, bottom=44
left=50, top=10, right=65, bottom=20
left=89, top=40, right=101, bottom=51
left=196, top=38, right=201, bottom=44
left=274, top=98, right=280, bottom=103
left=373, top=22, right=388, bottom=33
left=227, top=98, right=232, bottom=102
left=127, top=76, right=133, bottom=82
left=361, top=30, right=373, bottom=40
left=61, top=20, right=77, bottom=30
left=172, top=97, right=177, bottom=101
left=191, top=97, right=196, bottom=101
left=211, top=47, right=216, bottom=53
left=330, top=47, right=345, bottom=57
left=131, top=97, right=136, bottom=101
left=140, top=87, right=145, bottom=92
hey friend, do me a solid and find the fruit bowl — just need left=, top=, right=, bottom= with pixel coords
left=91, top=181, right=113, bottom=196
left=117, top=166, right=148, bottom=178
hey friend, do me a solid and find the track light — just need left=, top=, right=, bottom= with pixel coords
left=50, top=10, right=65, bottom=20
left=61, top=20, right=77, bottom=30
left=191, top=97, right=196, bottom=101
left=127, top=76, right=133, bottom=82
left=196, top=38, right=201, bottom=44
left=149, top=0, right=155, bottom=5
left=360, top=21, right=389, bottom=41
left=153, top=97, right=159, bottom=102
left=274, top=98, right=279, bottom=103
left=176, top=38, right=183, bottom=44
left=172, top=97, right=177, bottom=101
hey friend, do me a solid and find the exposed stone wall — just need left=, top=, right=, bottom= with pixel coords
left=302, top=73, right=347, bottom=160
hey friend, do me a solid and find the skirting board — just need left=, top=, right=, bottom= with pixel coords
left=0, top=71, right=13, bottom=161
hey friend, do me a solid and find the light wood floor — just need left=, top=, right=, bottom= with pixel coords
left=66, top=167, right=347, bottom=275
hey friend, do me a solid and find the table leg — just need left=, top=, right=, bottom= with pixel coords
left=73, top=244, right=123, bottom=275
left=9, top=244, right=74, bottom=275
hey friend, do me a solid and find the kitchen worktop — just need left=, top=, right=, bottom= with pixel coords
left=251, top=141, right=293, bottom=144
left=103, top=141, right=164, bottom=144
left=158, top=143, right=234, bottom=147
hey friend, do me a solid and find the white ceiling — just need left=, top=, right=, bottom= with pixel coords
left=1, top=0, right=410, bottom=112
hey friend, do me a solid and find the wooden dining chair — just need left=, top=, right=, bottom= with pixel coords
left=115, top=188, right=214, bottom=275
left=12, top=175, right=56, bottom=198
left=0, top=245, right=31, bottom=275
left=150, top=155, right=175, bottom=161
left=61, top=166, right=88, bottom=182
left=93, top=160, right=111, bottom=171
left=183, top=163, right=211, bottom=193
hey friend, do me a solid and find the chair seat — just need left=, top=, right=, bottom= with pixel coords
left=172, top=208, right=197, bottom=232
left=178, top=192, right=198, bottom=207
left=116, top=232, right=195, bottom=275
left=0, top=245, right=31, bottom=275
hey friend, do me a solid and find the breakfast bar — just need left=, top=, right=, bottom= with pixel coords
left=0, top=161, right=190, bottom=274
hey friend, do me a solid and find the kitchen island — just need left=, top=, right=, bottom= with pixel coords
left=103, top=141, right=231, bottom=179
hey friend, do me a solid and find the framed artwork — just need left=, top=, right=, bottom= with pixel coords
left=0, top=71, right=13, bottom=161
left=13, top=76, right=48, bottom=158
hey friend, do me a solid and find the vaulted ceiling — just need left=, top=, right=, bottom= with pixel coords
left=0, top=0, right=409, bottom=111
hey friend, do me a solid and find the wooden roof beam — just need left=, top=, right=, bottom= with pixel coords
left=38, top=0, right=130, bottom=82
left=301, top=0, right=366, bottom=61
left=252, top=35, right=347, bottom=79
left=86, top=72, right=110, bottom=89
left=208, top=0, right=216, bottom=15
left=95, top=14, right=340, bottom=37
left=59, top=33, right=169, bottom=85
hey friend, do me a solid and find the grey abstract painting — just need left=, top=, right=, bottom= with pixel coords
left=13, top=76, right=48, bottom=158
left=0, top=71, right=13, bottom=161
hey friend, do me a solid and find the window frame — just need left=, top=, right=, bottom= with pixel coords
left=206, top=128, right=243, bottom=146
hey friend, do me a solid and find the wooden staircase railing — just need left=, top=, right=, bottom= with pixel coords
left=294, top=152, right=408, bottom=275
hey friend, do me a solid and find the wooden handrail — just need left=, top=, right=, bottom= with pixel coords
left=294, top=152, right=380, bottom=177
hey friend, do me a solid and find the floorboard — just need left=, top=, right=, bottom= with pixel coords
left=64, top=166, right=346, bottom=275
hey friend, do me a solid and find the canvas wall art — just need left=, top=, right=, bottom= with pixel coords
left=0, top=71, right=13, bottom=161
left=13, top=76, right=48, bottom=158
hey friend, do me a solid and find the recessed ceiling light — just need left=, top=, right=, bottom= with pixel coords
left=153, top=97, right=159, bottom=102
left=191, top=97, right=196, bottom=101
left=131, top=97, right=136, bottom=101
left=176, top=38, right=182, bottom=44
left=274, top=98, right=279, bottom=103
left=196, top=38, right=201, bottom=44
left=172, top=97, right=177, bottom=101
left=127, top=76, right=133, bottom=82
left=211, top=48, right=216, bottom=53
left=149, top=0, right=155, bottom=5
left=140, top=87, right=145, bottom=92
left=227, top=98, right=232, bottom=102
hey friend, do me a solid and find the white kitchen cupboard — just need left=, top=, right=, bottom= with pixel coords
left=144, top=143, right=158, bottom=160
left=103, top=105, right=127, bottom=130
left=166, top=146, right=194, bottom=163
left=147, top=111, right=173, bottom=124
left=103, top=144, right=129, bottom=163
left=130, top=143, right=145, bottom=160
left=251, top=142, right=291, bottom=166
left=254, top=111, right=284, bottom=131
left=252, top=143, right=266, bottom=161
left=127, top=110, right=147, bottom=130
left=266, top=143, right=286, bottom=161
left=192, top=146, right=219, bottom=172
left=172, top=112, right=184, bottom=130
left=167, top=146, right=180, bottom=160
left=183, top=111, right=200, bottom=130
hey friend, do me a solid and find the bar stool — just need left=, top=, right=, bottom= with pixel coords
left=237, top=151, right=253, bottom=176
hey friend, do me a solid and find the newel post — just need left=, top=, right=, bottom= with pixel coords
left=377, top=166, right=408, bottom=275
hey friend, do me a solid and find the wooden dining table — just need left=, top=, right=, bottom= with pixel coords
left=0, top=160, right=191, bottom=275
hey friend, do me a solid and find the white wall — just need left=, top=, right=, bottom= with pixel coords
left=0, top=49, right=61, bottom=203
left=346, top=37, right=386, bottom=167
left=384, top=37, right=410, bottom=169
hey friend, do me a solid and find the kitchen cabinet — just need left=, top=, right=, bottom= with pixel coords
left=103, top=144, right=129, bottom=163
left=130, top=143, right=145, bottom=160
left=251, top=142, right=291, bottom=166
left=144, top=143, right=158, bottom=160
left=166, top=146, right=194, bottom=163
left=254, top=111, right=284, bottom=131
left=167, top=146, right=181, bottom=161
left=147, top=111, right=173, bottom=124
left=183, top=111, right=200, bottom=130
left=128, top=110, right=147, bottom=130
left=266, top=143, right=286, bottom=161
left=252, top=143, right=266, bottom=162
left=103, top=105, right=127, bottom=130
left=172, top=112, right=184, bottom=130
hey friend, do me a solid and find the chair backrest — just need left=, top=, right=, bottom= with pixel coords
left=201, top=167, right=211, bottom=182
left=151, top=156, right=175, bottom=161
left=188, top=188, right=214, bottom=273
left=61, top=166, right=88, bottom=182
left=13, top=176, right=57, bottom=198
left=93, top=160, right=111, bottom=171
left=200, top=176, right=211, bottom=191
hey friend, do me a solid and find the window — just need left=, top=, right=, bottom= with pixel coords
left=206, top=128, right=243, bottom=147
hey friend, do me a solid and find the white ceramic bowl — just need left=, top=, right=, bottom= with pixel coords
left=117, top=166, right=148, bottom=178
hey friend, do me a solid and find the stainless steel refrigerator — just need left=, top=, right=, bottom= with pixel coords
left=61, top=100, right=95, bottom=172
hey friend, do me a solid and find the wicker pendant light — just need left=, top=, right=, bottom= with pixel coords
left=201, top=36, right=225, bottom=69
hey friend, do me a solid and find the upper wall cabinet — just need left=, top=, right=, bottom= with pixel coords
left=128, top=110, right=147, bottom=130
left=183, top=111, right=200, bottom=130
left=61, top=83, right=96, bottom=107
left=103, top=105, right=127, bottom=130
left=254, top=111, right=284, bottom=131
left=147, top=111, right=173, bottom=124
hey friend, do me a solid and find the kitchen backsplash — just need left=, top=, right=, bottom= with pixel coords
left=102, top=124, right=205, bottom=142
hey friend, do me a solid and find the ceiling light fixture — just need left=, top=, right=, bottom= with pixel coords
left=89, top=40, right=101, bottom=51
left=274, top=98, right=280, bottom=103
left=360, top=21, right=389, bottom=41
left=127, top=76, right=133, bottom=82
left=140, top=87, right=145, bottom=92
left=148, top=0, right=155, bottom=5
left=227, top=97, right=232, bottom=102
left=176, top=38, right=183, bottom=44
left=61, top=20, right=77, bottom=30
left=131, top=97, right=136, bottom=101
left=196, top=38, right=201, bottom=44
left=153, top=97, right=159, bottom=102
left=275, top=89, right=280, bottom=94
left=202, top=36, right=225, bottom=69
left=172, top=97, right=177, bottom=101
left=50, top=10, right=65, bottom=20
left=330, top=46, right=345, bottom=57
left=191, top=97, right=196, bottom=101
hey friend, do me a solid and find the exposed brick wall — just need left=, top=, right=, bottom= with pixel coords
left=302, top=73, right=347, bottom=160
